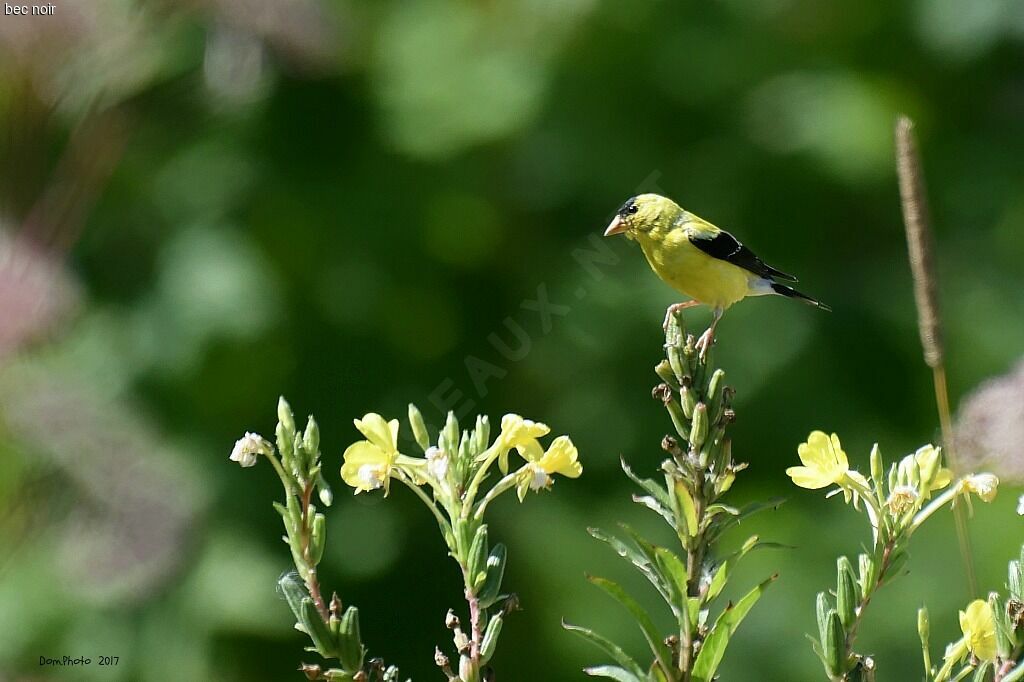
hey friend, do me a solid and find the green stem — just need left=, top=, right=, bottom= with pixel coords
left=910, top=484, right=962, bottom=534
left=396, top=472, right=453, bottom=538
left=933, top=364, right=978, bottom=598
left=472, top=472, right=519, bottom=521
left=265, top=448, right=296, bottom=497
left=462, top=442, right=503, bottom=517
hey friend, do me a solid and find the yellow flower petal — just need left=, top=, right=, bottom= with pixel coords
left=341, top=440, right=395, bottom=493
left=515, top=438, right=545, bottom=463
left=790, top=432, right=848, bottom=489
left=960, top=600, right=997, bottom=662
left=354, top=413, right=397, bottom=454
left=932, top=468, right=953, bottom=491
left=536, top=436, right=582, bottom=479
left=499, top=414, right=550, bottom=448
left=786, top=465, right=834, bottom=489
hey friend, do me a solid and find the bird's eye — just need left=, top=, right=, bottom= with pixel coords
left=628, top=204, right=639, bottom=214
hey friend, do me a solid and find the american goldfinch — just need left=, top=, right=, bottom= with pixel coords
left=604, top=193, right=829, bottom=353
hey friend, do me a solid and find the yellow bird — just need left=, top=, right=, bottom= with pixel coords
left=604, top=193, right=829, bottom=354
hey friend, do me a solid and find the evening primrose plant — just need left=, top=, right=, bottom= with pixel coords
left=230, top=398, right=395, bottom=682
left=917, top=545, right=1024, bottom=681
left=232, top=399, right=581, bottom=681
left=787, top=432, right=1000, bottom=680
left=565, top=311, right=780, bottom=682
left=339, top=405, right=581, bottom=682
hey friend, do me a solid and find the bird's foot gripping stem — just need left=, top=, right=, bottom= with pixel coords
left=695, top=327, right=715, bottom=359
left=694, top=307, right=724, bottom=359
left=663, top=301, right=699, bottom=330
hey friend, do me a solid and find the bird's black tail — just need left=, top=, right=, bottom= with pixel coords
left=770, top=282, right=831, bottom=311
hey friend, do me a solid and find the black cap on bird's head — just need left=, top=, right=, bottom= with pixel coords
left=603, top=194, right=679, bottom=237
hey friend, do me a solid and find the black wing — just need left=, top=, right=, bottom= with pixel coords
left=688, top=230, right=798, bottom=282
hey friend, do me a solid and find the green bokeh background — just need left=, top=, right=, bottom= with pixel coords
left=1, top=1, right=1022, bottom=680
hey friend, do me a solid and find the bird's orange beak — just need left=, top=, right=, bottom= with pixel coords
left=604, top=215, right=628, bottom=236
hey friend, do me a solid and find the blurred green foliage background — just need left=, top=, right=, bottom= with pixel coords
left=1, top=0, right=1022, bottom=680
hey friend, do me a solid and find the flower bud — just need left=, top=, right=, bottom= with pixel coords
left=824, top=610, right=846, bottom=676
left=706, top=369, right=726, bottom=421
left=301, top=597, right=338, bottom=659
left=338, top=606, right=364, bottom=672
left=664, top=399, right=690, bottom=441
left=680, top=384, right=696, bottom=419
left=442, top=411, right=460, bottom=458
left=310, top=513, right=326, bottom=566
left=654, top=359, right=679, bottom=388
left=408, top=403, right=431, bottom=451
left=667, top=341, right=687, bottom=382
left=917, top=606, right=930, bottom=645
left=815, top=592, right=831, bottom=645
left=870, top=444, right=883, bottom=486
left=836, top=556, right=858, bottom=629
left=278, top=396, right=296, bottom=435
left=858, top=553, right=875, bottom=598
left=480, top=614, right=503, bottom=664
left=690, top=403, right=709, bottom=450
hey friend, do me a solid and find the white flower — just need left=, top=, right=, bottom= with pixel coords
left=886, top=484, right=920, bottom=515
left=961, top=473, right=999, bottom=502
left=528, top=463, right=552, bottom=491
left=230, top=432, right=270, bottom=467
left=425, top=446, right=449, bottom=480
left=356, top=463, right=387, bottom=491
left=1018, top=494, right=1024, bottom=516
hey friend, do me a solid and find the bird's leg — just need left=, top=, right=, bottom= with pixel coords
left=663, top=300, right=700, bottom=330
left=695, top=307, right=724, bottom=358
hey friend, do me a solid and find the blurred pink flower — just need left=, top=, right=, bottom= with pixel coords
left=956, top=359, right=1024, bottom=482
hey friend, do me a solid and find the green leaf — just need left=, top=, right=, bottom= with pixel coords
left=586, top=577, right=674, bottom=676
left=583, top=666, right=644, bottom=682
left=674, top=481, right=699, bottom=537
left=691, top=574, right=777, bottom=682
left=467, top=524, right=489, bottom=588
left=589, top=527, right=670, bottom=604
left=632, top=493, right=676, bottom=527
left=477, top=543, right=507, bottom=608
left=653, top=547, right=688, bottom=606
left=707, top=535, right=765, bottom=601
left=705, top=497, right=786, bottom=543
left=278, top=572, right=308, bottom=624
left=562, top=621, right=646, bottom=678
left=621, top=459, right=672, bottom=512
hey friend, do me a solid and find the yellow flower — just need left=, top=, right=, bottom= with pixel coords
left=516, top=435, right=582, bottom=501
left=961, top=473, right=999, bottom=502
left=341, top=413, right=400, bottom=494
left=959, top=599, right=997, bottom=662
left=496, top=414, right=550, bottom=474
left=787, top=431, right=851, bottom=489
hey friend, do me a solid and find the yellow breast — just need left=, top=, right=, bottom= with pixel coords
left=637, top=229, right=753, bottom=309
